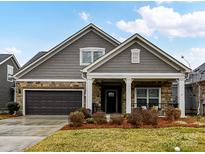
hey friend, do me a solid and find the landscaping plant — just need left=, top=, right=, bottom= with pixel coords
left=86, top=117, right=95, bottom=124
left=93, top=112, right=107, bottom=124
left=141, top=109, right=158, bottom=126
left=69, top=111, right=84, bottom=127
left=111, top=114, right=124, bottom=125
left=76, top=107, right=91, bottom=119
left=128, top=109, right=143, bottom=128
left=128, top=108, right=159, bottom=127
left=165, top=106, right=181, bottom=121
left=7, top=102, right=20, bottom=115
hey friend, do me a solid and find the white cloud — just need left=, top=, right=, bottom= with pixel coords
left=117, top=19, right=154, bottom=36
left=0, top=47, right=22, bottom=54
left=116, top=5, right=205, bottom=38
left=173, top=48, right=205, bottom=69
left=155, top=0, right=173, bottom=5
left=79, top=12, right=90, bottom=22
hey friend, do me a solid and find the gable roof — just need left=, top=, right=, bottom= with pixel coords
left=20, top=51, right=47, bottom=71
left=0, top=54, right=12, bottom=64
left=14, top=23, right=120, bottom=78
left=186, top=63, right=205, bottom=83
left=82, top=33, right=191, bottom=73
left=193, top=62, right=205, bottom=73
left=0, top=54, right=21, bottom=69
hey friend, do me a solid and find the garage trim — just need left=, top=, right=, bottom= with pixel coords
left=23, top=89, right=84, bottom=115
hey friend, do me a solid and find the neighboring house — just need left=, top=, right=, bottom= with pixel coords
left=184, top=63, right=205, bottom=115
left=172, top=83, right=197, bottom=115
left=0, top=54, right=20, bottom=112
left=14, top=24, right=191, bottom=117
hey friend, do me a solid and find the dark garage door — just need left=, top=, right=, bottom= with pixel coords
left=25, top=90, right=82, bottom=115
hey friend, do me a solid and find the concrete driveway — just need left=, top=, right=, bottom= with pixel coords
left=0, top=116, right=67, bottom=152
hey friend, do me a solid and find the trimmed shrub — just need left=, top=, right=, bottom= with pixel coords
left=76, top=107, right=91, bottom=119
left=86, top=117, right=95, bottom=124
left=7, top=102, right=20, bottom=115
left=141, top=109, right=158, bottom=126
left=128, top=109, right=143, bottom=128
left=93, top=112, right=106, bottom=124
left=128, top=108, right=159, bottom=127
left=111, top=114, right=123, bottom=125
left=69, top=111, right=84, bottom=127
left=165, top=106, right=181, bottom=121
left=174, top=108, right=181, bottom=120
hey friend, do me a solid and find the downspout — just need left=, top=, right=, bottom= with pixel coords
left=81, top=71, right=87, bottom=109
left=197, top=83, right=201, bottom=115
left=196, top=73, right=203, bottom=115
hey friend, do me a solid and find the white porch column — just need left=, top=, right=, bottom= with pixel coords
left=86, top=78, right=93, bottom=112
left=178, top=77, right=185, bottom=117
left=126, top=78, right=132, bottom=113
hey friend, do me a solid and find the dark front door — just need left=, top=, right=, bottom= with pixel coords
left=101, top=84, right=122, bottom=113
left=105, top=90, right=118, bottom=113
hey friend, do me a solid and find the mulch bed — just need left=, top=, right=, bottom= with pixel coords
left=61, top=117, right=204, bottom=130
left=0, top=114, right=19, bottom=120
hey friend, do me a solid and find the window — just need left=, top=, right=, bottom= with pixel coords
left=136, top=88, right=161, bottom=108
left=80, top=47, right=105, bottom=65
left=131, top=49, right=140, bottom=63
left=7, top=65, right=14, bottom=82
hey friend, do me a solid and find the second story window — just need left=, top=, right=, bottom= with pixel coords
left=7, top=65, right=14, bottom=82
left=80, top=47, right=105, bottom=66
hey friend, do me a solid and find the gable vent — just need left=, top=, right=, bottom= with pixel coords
left=131, top=49, right=140, bottom=63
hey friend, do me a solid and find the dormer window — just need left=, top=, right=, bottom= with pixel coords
left=131, top=49, right=140, bottom=63
left=80, top=47, right=105, bottom=66
left=7, top=65, right=13, bottom=82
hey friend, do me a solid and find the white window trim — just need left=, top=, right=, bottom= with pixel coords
left=80, top=47, right=105, bottom=66
left=7, top=65, right=14, bottom=82
left=131, top=48, right=140, bottom=63
left=135, top=87, right=161, bottom=108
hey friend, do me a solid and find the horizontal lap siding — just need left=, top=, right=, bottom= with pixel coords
left=0, top=59, right=18, bottom=108
left=21, top=30, right=116, bottom=79
left=93, top=42, right=179, bottom=73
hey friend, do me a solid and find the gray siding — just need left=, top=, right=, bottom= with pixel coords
left=0, top=59, right=18, bottom=108
left=93, top=42, right=179, bottom=73
left=21, top=31, right=116, bottom=79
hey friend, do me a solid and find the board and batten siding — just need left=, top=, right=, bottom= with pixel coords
left=0, top=58, right=18, bottom=108
left=93, top=42, right=179, bottom=73
left=21, top=31, right=116, bottom=79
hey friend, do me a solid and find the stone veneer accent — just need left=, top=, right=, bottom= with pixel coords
left=92, top=80, right=173, bottom=114
left=92, top=81, right=101, bottom=105
left=16, top=81, right=86, bottom=112
left=16, top=80, right=173, bottom=114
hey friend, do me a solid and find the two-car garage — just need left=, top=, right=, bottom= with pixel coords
left=24, top=89, right=83, bottom=115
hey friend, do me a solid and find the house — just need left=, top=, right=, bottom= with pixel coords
left=184, top=63, right=205, bottom=115
left=0, top=54, right=20, bottom=113
left=14, top=24, right=191, bottom=117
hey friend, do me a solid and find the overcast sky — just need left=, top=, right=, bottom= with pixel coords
left=0, top=1, right=205, bottom=69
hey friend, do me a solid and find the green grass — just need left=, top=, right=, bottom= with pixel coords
left=25, top=127, right=205, bottom=152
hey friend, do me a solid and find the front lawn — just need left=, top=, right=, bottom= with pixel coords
left=25, top=127, right=205, bottom=152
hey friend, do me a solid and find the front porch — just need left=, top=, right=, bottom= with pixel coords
left=85, top=73, right=185, bottom=117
